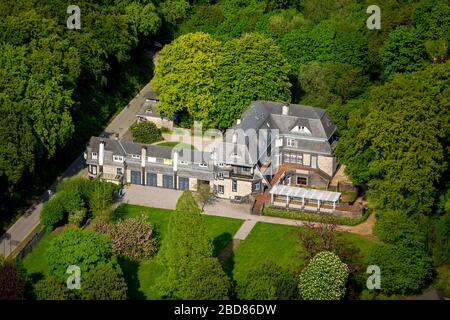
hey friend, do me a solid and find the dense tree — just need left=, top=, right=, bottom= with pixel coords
left=131, top=121, right=162, bottom=144
left=159, top=0, right=191, bottom=24
left=432, top=213, right=450, bottom=266
left=237, top=261, right=298, bottom=300
left=380, top=26, right=428, bottom=78
left=33, top=277, right=71, bottom=300
left=81, top=263, right=128, bottom=300
left=158, top=191, right=230, bottom=299
left=47, top=228, right=113, bottom=281
left=85, top=180, right=119, bottom=215
left=40, top=195, right=66, bottom=232
left=91, top=216, right=157, bottom=260
left=153, top=32, right=222, bottom=126
left=298, top=251, right=349, bottom=300
left=337, top=63, right=450, bottom=215
left=0, top=258, right=27, bottom=300
left=213, top=32, right=291, bottom=128
left=178, top=256, right=231, bottom=300
left=298, top=62, right=366, bottom=107
left=368, top=244, right=433, bottom=295
left=374, top=211, right=429, bottom=250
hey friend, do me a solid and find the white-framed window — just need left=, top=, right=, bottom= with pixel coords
left=217, top=172, right=224, bottom=180
left=217, top=163, right=225, bottom=167
left=287, top=138, right=295, bottom=147
left=117, top=167, right=123, bottom=175
left=113, top=155, right=124, bottom=162
left=91, top=152, right=98, bottom=160
left=131, top=154, right=141, bottom=159
left=179, top=160, right=189, bottom=165
left=91, top=165, right=97, bottom=175
left=199, top=162, right=208, bottom=168
left=218, top=185, right=224, bottom=194
left=254, top=182, right=261, bottom=191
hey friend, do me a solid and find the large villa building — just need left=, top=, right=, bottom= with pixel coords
left=85, top=101, right=352, bottom=214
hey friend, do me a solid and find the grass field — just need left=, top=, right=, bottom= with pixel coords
left=21, top=204, right=381, bottom=300
left=22, top=204, right=244, bottom=299
left=223, top=222, right=381, bottom=285
left=156, top=141, right=196, bottom=150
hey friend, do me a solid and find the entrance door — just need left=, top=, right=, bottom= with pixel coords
left=146, top=173, right=157, bottom=187
left=162, top=175, right=174, bottom=189
left=179, top=177, right=190, bottom=190
left=131, top=171, right=141, bottom=184
left=311, top=155, right=317, bottom=168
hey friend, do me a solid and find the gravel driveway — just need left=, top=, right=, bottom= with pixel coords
left=119, top=185, right=183, bottom=210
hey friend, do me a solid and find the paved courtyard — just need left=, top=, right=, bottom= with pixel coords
left=120, top=185, right=183, bottom=210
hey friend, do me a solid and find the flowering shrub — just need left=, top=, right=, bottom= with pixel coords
left=92, top=216, right=157, bottom=260
left=298, top=251, right=349, bottom=300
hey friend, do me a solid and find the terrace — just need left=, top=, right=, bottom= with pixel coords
left=269, top=184, right=341, bottom=213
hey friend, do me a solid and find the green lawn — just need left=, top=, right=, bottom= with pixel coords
left=115, top=204, right=244, bottom=299
left=21, top=232, right=54, bottom=281
left=21, top=204, right=380, bottom=300
left=156, top=141, right=196, bottom=150
left=224, top=221, right=381, bottom=284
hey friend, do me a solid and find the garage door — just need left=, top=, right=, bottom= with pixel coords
left=146, top=173, right=157, bottom=187
left=162, top=175, right=173, bottom=189
left=179, top=177, right=189, bottom=190
left=131, top=171, right=141, bottom=185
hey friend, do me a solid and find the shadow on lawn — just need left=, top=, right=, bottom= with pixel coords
left=118, top=257, right=146, bottom=300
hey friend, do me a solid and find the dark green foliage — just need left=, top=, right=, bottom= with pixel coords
left=432, top=214, right=450, bottom=266
left=0, top=258, right=27, bottom=300
left=413, top=0, right=450, bottom=41
left=81, top=263, right=128, bottom=300
left=237, top=261, right=298, bottom=300
left=85, top=180, right=119, bottom=216
left=46, top=228, right=113, bottom=281
left=179, top=257, right=231, bottom=300
left=380, top=26, right=428, bottom=78
left=40, top=195, right=65, bottom=232
left=130, top=121, right=162, bottom=144
left=213, top=32, right=291, bottom=129
left=298, top=62, right=366, bottom=107
left=33, top=277, right=70, bottom=300
left=337, top=63, right=450, bottom=215
left=374, top=211, right=429, bottom=250
left=159, top=191, right=230, bottom=299
left=368, top=244, right=433, bottom=295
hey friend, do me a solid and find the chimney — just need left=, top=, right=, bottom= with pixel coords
left=141, top=146, right=146, bottom=186
left=236, top=119, right=241, bottom=125
left=173, top=150, right=179, bottom=172
left=99, top=140, right=105, bottom=173
left=282, top=104, right=289, bottom=116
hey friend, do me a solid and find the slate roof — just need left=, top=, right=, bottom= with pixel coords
left=236, top=101, right=336, bottom=139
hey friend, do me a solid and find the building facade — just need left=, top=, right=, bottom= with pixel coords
left=85, top=101, right=339, bottom=201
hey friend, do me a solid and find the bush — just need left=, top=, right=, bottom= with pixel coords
left=177, top=257, right=231, bottom=300
left=130, top=121, right=162, bottom=144
left=34, top=277, right=71, bottom=300
left=59, top=190, right=85, bottom=215
left=0, top=259, right=26, bottom=300
left=85, top=180, right=118, bottom=216
left=81, top=263, right=128, bottom=300
left=47, top=228, right=113, bottom=281
left=298, top=251, right=349, bottom=300
left=432, top=214, right=450, bottom=266
left=40, top=195, right=65, bottom=232
left=263, top=206, right=368, bottom=226
left=237, top=261, right=298, bottom=300
left=68, top=208, right=87, bottom=227
left=374, top=211, right=429, bottom=250
left=367, top=244, right=433, bottom=295
left=91, top=216, right=157, bottom=260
